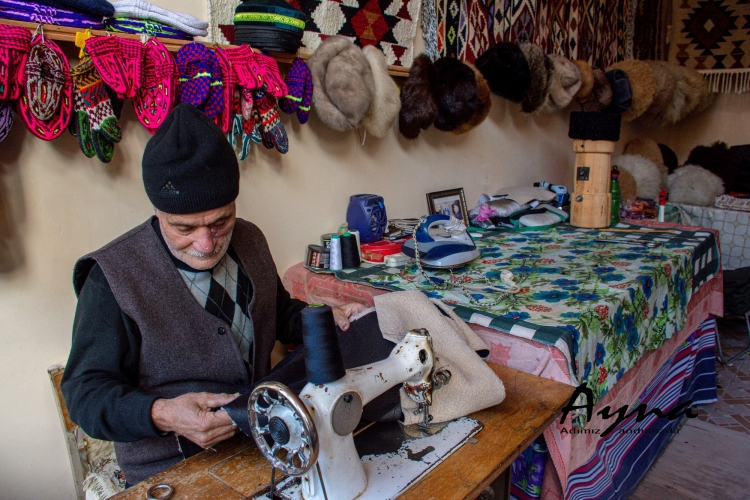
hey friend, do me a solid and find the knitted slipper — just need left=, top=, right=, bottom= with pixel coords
left=118, top=38, right=146, bottom=98
left=225, top=45, right=264, bottom=90
left=86, top=36, right=129, bottom=98
left=297, top=67, right=313, bottom=124
left=133, top=37, right=175, bottom=133
left=0, top=24, right=31, bottom=100
left=214, top=46, right=235, bottom=133
left=176, top=42, right=212, bottom=107
left=17, top=36, right=72, bottom=141
left=0, top=99, right=13, bottom=144
left=200, top=49, right=224, bottom=120
left=254, top=89, right=288, bottom=154
left=241, top=87, right=254, bottom=120
left=279, top=57, right=306, bottom=114
left=254, top=53, right=288, bottom=98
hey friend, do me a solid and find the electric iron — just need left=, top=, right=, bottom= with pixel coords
left=401, top=214, right=481, bottom=268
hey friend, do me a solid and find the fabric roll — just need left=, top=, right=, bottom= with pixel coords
left=32, top=0, right=114, bottom=17
left=111, top=0, right=209, bottom=37
left=104, top=18, right=194, bottom=40
left=0, top=0, right=104, bottom=28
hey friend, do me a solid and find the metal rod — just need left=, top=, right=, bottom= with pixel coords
left=316, top=462, right=329, bottom=500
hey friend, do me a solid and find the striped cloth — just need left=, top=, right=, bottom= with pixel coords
left=566, top=318, right=718, bottom=500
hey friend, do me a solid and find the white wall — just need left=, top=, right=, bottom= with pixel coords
left=0, top=1, right=748, bottom=496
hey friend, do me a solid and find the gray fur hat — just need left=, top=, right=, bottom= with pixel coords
left=361, top=45, right=400, bottom=138
left=308, top=36, right=375, bottom=131
left=520, top=44, right=551, bottom=114
left=540, top=54, right=582, bottom=113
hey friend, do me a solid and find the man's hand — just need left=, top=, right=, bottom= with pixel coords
left=332, top=302, right=369, bottom=331
left=151, top=392, right=239, bottom=448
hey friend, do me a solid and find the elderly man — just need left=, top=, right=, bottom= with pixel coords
left=61, top=104, right=366, bottom=485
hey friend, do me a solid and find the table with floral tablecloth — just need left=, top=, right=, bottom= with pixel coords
left=329, top=222, right=719, bottom=403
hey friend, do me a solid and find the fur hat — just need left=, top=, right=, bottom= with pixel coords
left=686, top=141, right=740, bottom=192
left=573, top=60, right=594, bottom=102
left=618, top=167, right=638, bottom=202
left=668, top=165, right=725, bottom=206
left=433, top=57, right=478, bottom=132
left=540, top=54, right=581, bottom=113
left=660, top=63, right=691, bottom=125
left=679, top=66, right=714, bottom=117
left=643, top=61, right=675, bottom=118
left=361, top=45, right=400, bottom=138
left=474, top=42, right=530, bottom=103
left=308, top=36, right=375, bottom=131
left=659, top=143, right=679, bottom=174
left=612, top=154, right=663, bottom=201
left=608, top=60, right=655, bottom=121
left=580, top=69, right=612, bottom=112
left=398, top=54, right=440, bottom=139
left=624, top=137, right=668, bottom=187
left=452, top=63, right=492, bottom=135
left=519, top=44, right=551, bottom=114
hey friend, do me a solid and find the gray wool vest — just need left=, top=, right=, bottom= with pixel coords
left=73, top=218, right=278, bottom=484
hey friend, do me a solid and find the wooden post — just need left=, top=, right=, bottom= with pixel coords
left=570, top=139, right=615, bottom=228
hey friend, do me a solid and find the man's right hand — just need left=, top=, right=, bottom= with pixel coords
left=151, top=392, right=239, bottom=448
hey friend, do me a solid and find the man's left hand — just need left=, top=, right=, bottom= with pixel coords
left=332, top=302, right=369, bottom=331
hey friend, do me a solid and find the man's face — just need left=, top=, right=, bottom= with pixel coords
left=156, top=202, right=236, bottom=270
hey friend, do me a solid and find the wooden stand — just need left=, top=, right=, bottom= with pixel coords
left=571, top=139, right=615, bottom=228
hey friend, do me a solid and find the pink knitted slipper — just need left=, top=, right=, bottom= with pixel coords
left=133, top=37, right=175, bottom=134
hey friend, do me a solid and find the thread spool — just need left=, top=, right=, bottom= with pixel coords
left=348, top=229, right=361, bottom=256
left=329, top=234, right=343, bottom=271
left=320, top=233, right=335, bottom=249
left=340, top=232, right=361, bottom=269
left=306, top=244, right=330, bottom=270
left=300, top=304, right=345, bottom=384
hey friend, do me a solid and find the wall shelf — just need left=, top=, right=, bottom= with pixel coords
left=0, top=18, right=411, bottom=77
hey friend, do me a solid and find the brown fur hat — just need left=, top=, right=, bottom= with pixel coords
left=308, top=36, right=375, bottom=131
left=618, top=167, right=638, bottom=202
left=452, top=63, right=492, bottom=135
left=361, top=45, right=401, bottom=138
left=624, top=137, right=668, bottom=186
left=433, top=57, right=479, bottom=132
left=643, top=61, right=676, bottom=118
left=398, top=54, right=440, bottom=139
left=573, top=60, right=594, bottom=102
left=608, top=60, right=656, bottom=121
left=579, top=68, right=612, bottom=112
left=677, top=65, right=708, bottom=119
left=474, top=42, right=531, bottom=103
left=519, top=44, right=551, bottom=114
left=540, top=54, right=582, bottom=113
left=661, top=63, right=691, bottom=125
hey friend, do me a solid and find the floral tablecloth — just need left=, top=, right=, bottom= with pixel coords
left=331, top=223, right=720, bottom=402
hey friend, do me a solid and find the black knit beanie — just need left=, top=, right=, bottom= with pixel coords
left=143, top=103, right=239, bottom=214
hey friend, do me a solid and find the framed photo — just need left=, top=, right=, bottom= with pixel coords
left=427, top=188, right=469, bottom=222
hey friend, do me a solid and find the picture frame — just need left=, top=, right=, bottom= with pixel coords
left=427, top=188, right=469, bottom=222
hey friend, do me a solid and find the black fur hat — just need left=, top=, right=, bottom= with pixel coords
left=519, top=44, right=551, bottom=113
left=475, top=42, right=530, bottom=103
left=687, top=141, right=740, bottom=191
left=433, top=57, right=478, bottom=132
left=399, top=54, right=440, bottom=139
left=658, top=143, right=678, bottom=174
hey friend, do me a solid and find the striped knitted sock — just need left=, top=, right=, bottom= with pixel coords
left=253, top=89, right=288, bottom=154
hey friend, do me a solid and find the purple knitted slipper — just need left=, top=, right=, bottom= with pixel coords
left=200, top=49, right=224, bottom=121
left=0, top=100, right=13, bottom=143
left=176, top=42, right=212, bottom=107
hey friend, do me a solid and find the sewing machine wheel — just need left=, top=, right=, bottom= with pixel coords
left=248, top=381, right=319, bottom=476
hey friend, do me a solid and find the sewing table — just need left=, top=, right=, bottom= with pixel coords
left=111, top=363, right=575, bottom=500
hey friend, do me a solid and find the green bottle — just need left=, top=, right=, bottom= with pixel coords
left=610, top=166, right=621, bottom=225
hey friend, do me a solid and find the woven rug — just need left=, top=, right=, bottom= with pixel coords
left=289, top=0, right=421, bottom=67
left=669, top=0, right=750, bottom=93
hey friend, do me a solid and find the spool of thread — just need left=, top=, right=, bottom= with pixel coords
left=321, top=233, right=335, bottom=249
left=348, top=229, right=361, bottom=257
left=300, top=304, right=345, bottom=384
left=341, top=232, right=361, bottom=269
left=306, top=244, right=330, bottom=270
left=329, top=234, right=343, bottom=271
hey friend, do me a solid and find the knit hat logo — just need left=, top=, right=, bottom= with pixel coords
left=161, top=181, right=179, bottom=195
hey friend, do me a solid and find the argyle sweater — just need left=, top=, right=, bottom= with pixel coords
left=61, top=217, right=307, bottom=443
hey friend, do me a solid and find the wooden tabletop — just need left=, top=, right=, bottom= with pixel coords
left=113, top=364, right=575, bottom=500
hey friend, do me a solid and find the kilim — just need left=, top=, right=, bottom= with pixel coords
left=177, top=246, right=255, bottom=365
left=669, top=0, right=750, bottom=93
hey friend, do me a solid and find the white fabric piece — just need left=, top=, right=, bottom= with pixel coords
left=518, top=212, right=563, bottom=227
left=493, top=185, right=557, bottom=205
left=112, top=0, right=209, bottom=36
left=374, top=290, right=505, bottom=426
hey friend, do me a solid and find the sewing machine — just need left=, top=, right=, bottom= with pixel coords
left=248, top=328, right=469, bottom=500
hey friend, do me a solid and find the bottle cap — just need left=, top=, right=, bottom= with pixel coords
left=331, top=234, right=340, bottom=239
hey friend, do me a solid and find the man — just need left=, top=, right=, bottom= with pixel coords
left=61, top=104, right=366, bottom=485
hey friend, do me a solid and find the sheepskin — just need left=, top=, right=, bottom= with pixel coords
left=643, top=61, right=676, bottom=118
left=474, top=42, right=530, bottom=103
left=433, top=57, right=478, bottom=132
left=668, top=165, right=725, bottom=206
left=398, top=54, right=440, bottom=139
left=573, top=59, right=594, bottom=102
left=624, top=137, right=668, bottom=187
left=308, top=36, right=375, bottom=131
left=608, top=60, right=656, bottom=121
left=687, top=141, right=740, bottom=192
left=580, top=68, right=612, bottom=112
left=613, top=154, right=663, bottom=201
left=452, top=63, right=492, bottom=135
left=540, top=54, right=581, bottom=113
left=361, top=45, right=400, bottom=138
left=519, top=44, right=551, bottom=114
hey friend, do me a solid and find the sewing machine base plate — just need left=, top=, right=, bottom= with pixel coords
left=256, top=416, right=483, bottom=499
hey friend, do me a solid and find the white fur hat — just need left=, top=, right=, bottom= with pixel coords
left=613, top=154, right=663, bottom=201
left=361, top=45, right=401, bottom=138
left=668, top=165, right=725, bottom=206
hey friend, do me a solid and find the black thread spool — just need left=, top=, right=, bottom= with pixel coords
left=300, top=304, right=345, bottom=384
left=340, top=232, right=361, bottom=269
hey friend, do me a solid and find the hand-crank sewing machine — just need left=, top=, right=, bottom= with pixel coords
left=247, top=305, right=471, bottom=500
